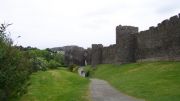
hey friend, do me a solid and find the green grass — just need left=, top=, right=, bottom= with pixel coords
left=90, top=61, right=180, bottom=101
left=12, top=69, right=90, bottom=101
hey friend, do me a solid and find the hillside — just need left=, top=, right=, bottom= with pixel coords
left=91, top=62, right=180, bottom=101
left=12, top=69, right=90, bottom=101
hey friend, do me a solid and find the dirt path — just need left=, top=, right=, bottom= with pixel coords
left=90, top=79, right=144, bottom=101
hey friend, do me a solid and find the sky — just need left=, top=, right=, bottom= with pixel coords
left=1, top=0, right=180, bottom=49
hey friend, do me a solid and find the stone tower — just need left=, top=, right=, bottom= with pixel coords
left=116, top=25, right=138, bottom=63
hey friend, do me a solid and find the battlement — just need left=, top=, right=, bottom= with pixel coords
left=136, top=13, right=180, bottom=61
left=92, top=44, right=103, bottom=49
left=116, top=25, right=138, bottom=33
left=116, top=25, right=138, bottom=45
left=63, top=13, right=180, bottom=66
left=139, top=14, right=180, bottom=35
left=90, top=13, right=180, bottom=66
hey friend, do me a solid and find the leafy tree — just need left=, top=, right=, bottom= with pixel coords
left=0, top=24, right=31, bottom=100
left=53, top=52, right=64, bottom=65
left=0, top=23, right=65, bottom=100
left=29, top=56, right=44, bottom=71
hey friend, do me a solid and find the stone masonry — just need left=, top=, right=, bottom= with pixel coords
left=116, top=25, right=138, bottom=63
left=91, top=44, right=103, bottom=67
left=52, top=13, right=180, bottom=66
left=135, top=15, right=180, bottom=61
left=87, top=13, right=180, bottom=66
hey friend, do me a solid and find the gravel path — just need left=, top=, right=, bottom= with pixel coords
left=90, top=79, right=144, bottom=101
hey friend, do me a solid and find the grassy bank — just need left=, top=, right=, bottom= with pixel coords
left=12, top=69, right=90, bottom=101
left=90, top=62, right=180, bottom=101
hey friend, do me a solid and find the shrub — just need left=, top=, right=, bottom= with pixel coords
left=53, top=52, right=64, bottom=65
left=83, top=66, right=95, bottom=77
left=36, top=57, right=48, bottom=71
left=72, top=66, right=79, bottom=73
left=68, top=64, right=77, bottom=72
left=0, top=44, right=31, bottom=100
left=48, top=59, right=61, bottom=69
left=0, top=24, right=31, bottom=100
left=68, top=64, right=78, bottom=72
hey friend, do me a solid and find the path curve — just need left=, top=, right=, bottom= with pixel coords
left=90, top=79, right=144, bottom=101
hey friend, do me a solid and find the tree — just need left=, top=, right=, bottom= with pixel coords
left=0, top=24, right=31, bottom=100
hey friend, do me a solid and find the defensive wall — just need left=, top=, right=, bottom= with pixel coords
left=88, top=13, right=180, bottom=66
left=60, top=13, right=180, bottom=66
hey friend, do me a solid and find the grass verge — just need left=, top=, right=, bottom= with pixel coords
left=12, top=69, right=90, bottom=101
left=89, top=61, right=180, bottom=101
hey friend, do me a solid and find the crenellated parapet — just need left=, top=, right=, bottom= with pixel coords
left=58, top=13, right=180, bottom=67
left=136, top=13, right=180, bottom=61
left=89, top=13, right=180, bottom=66
left=116, top=25, right=138, bottom=45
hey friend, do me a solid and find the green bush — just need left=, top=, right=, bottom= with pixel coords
left=48, top=60, right=61, bottom=69
left=0, top=24, right=65, bottom=100
left=53, top=52, right=64, bottom=65
left=0, top=24, right=31, bottom=100
left=0, top=44, right=31, bottom=100
left=84, top=65, right=95, bottom=77
left=72, top=66, right=79, bottom=73
left=26, top=48, right=64, bottom=70
left=68, top=64, right=78, bottom=72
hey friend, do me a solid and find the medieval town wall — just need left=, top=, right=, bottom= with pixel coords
left=58, top=13, right=180, bottom=66
left=136, top=14, right=180, bottom=61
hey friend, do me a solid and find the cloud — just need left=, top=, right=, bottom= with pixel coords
left=156, top=1, right=180, bottom=15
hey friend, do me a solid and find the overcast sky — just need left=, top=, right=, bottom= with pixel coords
left=1, top=0, right=180, bottom=49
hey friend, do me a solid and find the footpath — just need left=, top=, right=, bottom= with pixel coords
left=90, top=79, right=144, bottom=101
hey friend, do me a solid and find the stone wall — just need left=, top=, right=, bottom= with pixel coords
left=102, top=44, right=117, bottom=64
left=64, top=46, right=85, bottom=66
left=54, top=13, right=180, bottom=66
left=87, top=13, right=180, bottom=66
left=136, top=14, right=180, bottom=61
left=85, top=48, right=92, bottom=65
left=88, top=26, right=138, bottom=65
left=101, top=26, right=138, bottom=64
left=116, top=25, right=138, bottom=63
left=91, top=44, right=103, bottom=67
